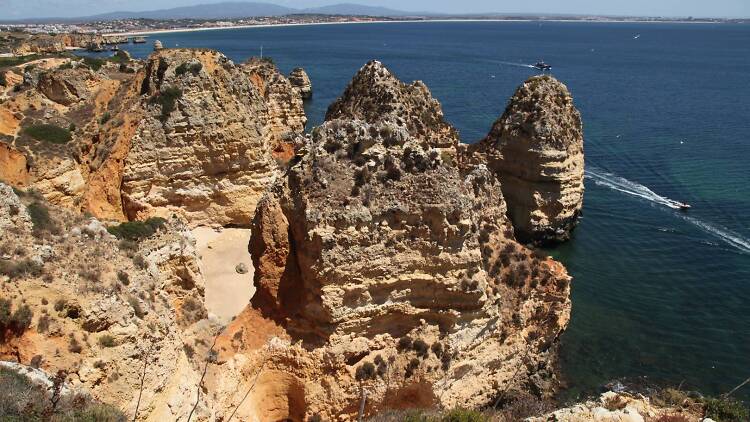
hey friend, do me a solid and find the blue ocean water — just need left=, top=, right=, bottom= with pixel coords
left=105, top=21, right=750, bottom=400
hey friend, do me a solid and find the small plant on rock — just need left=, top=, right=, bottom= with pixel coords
left=98, top=334, right=116, bottom=348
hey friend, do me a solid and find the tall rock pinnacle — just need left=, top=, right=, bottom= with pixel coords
left=479, top=75, right=584, bottom=244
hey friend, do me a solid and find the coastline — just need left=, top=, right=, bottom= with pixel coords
left=103, top=18, right=721, bottom=37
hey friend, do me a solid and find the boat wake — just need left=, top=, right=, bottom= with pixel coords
left=493, top=60, right=536, bottom=69
left=586, top=168, right=750, bottom=254
left=679, top=215, right=750, bottom=254
left=585, top=168, right=686, bottom=210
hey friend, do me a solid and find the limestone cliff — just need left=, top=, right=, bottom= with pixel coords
left=243, top=58, right=307, bottom=162
left=0, top=49, right=307, bottom=228
left=227, top=61, right=571, bottom=420
left=476, top=75, right=584, bottom=244
left=0, top=183, right=216, bottom=420
left=119, top=49, right=281, bottom=226
left=326, top=60, right=459, bottom=149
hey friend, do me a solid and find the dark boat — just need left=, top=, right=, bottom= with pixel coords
left=677, top=203, right=691, bottom=211
left=533, top=61, right=552, bottom=71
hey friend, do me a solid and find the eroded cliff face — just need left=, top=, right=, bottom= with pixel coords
left=118, top=50, right=280, bottom=226
left=243, top=58, right=307, bottom=162
left=1, top=49, right=307, bottom=227
left=288, top=67, right=312, bottom=99
left=225, top=61, right=572, bottom=421
left=0, top=183, right=216, bottom=421
left=476, top=75, right=584, bottom=245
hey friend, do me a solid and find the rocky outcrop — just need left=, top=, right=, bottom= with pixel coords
left=326, top=60, right=459, bottom=149
left=0, top=184, right=215, bottom=420
left=243, top=58, right=307, bottom=162
left=1, top=49, right=306, bottom=228
left=476, top=75, right=584, bottom=245
left=236, top=61, right=572, bottom=420
left=37, top=67, right=102, bottom=106
left=528, top=391, right=705, bottom=422
left=288, top=67, right=312, bottom=99
left=118, top=50, right=293, bottom=227
left=0, top=142, right=29, bottom=186
left=10, top=33, right=104, bottom=56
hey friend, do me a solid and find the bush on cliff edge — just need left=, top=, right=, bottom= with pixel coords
left=107, top=217, right=167, bottom=241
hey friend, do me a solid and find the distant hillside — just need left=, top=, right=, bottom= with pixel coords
left=302, top=3, right=420, bottom=17
left=85, top=2, right=297, bottom=20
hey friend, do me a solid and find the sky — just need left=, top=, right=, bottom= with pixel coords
left=3, top=0, right=749, bottom=20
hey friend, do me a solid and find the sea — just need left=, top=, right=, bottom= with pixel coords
left=91, top=21, right=750, bottom=401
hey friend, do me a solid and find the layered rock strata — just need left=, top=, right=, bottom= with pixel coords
left=476, top=75, right=584, bottom=244
left=0, top=183, right=216, bottom=420
left=1, top=49, right=307, bottom=227
left=231, top=61, right=572, bottom=420
left=243, top=58, right=308, bottom=162
left=288, top=67, right=313, bottom=99
left=120, top=50, right=280, bottom=226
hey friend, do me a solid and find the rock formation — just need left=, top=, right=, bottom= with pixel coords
left=528, top=390, right=705, bottom=422
left=475, top=75, right=584, bottom=244
left=243, top=58, right=308, bottom=162
left=288, top=67, right=312, bottom=99
left=119, top=49, right=282, bottom=226
left=230, top=61, right=572, bottom=420
left=0, top=182, right=217, bottom=420
left=0, top=49, right=307, bottom=227
left=1, top=49, right=589, bottom=421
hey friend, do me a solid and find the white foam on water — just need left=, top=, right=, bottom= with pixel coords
left=585, top=168, right=685, bottom=209
left=492, top=60, right=536, bottom=69
left=679, top=215, right=750, bottom=254
left=586, top=167, right=750, bottom=254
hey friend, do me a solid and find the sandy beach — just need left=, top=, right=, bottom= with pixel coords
left=102, top=18, right=717, bottom=37
left=193, top=226, right=254, bottom=323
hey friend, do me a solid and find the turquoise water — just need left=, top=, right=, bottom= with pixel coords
left=106, top=21, right=750, bottom=400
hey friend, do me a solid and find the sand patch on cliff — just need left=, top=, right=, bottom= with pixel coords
left=193, top=227, right=255, bottom=323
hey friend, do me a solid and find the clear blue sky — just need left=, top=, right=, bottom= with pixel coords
left=5, top=0, right=749, bottom=20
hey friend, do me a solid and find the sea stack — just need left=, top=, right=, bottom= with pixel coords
left=288, top=67, right=312, bottom=99
left=236, top=61, right=572, bottom=419
left=479, top=75, right=584, bottom=245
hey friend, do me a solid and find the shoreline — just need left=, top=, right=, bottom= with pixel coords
left=103, top=18, right=722, bottom=37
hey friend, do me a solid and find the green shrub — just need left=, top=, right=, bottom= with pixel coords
left=98, top=334, right=116, bottom=348
left=148, top=86, right=182, bottom=120
left=117, top=270, right=129, bottom=285
left=21, top=124, right=72, bottom=144
left=68, top=336, right=82, bottom=353
left=10, top=304, right=33, bottom=334
left=106, top=217, right=166, bottom=241
left=0, top=301, right=33, bottom=337
left=54, top=403, right=128, bottom=421
left=27, top=200, right=58, bottom=234
left=37, top=314, right=51, bottom=333
left=702, top=397, right=749, bottom=422
left=438, top=409, right=487, bottom=422
left=355, top=362, right=376, bottom=381
left=175, top=61, right=202, bottom=76
left=0, top=258, right=43, bottom=279
left=0, top=298, right=10, bottom=327
left=99, top=111, right=111, bottom=124
left=0, top=54, right=39, bottom=68
left=0, top=366, right=127, bottom=421
left=82, top=56, right=105, bottom=71
left=54, top=299, right=66, bottom=312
